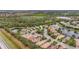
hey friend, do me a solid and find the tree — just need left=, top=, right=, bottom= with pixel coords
left=52, top=41, right=57, bottom=45
left=66, top=37, right=76, bottom=47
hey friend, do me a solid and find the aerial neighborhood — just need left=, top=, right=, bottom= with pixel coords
left=0, top=10, right=79, bottom=49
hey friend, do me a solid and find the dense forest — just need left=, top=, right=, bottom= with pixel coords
left=0, top=15, right=53, bottom=28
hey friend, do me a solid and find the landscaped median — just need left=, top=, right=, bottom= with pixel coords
left=0, top=28, right=28, bottom=49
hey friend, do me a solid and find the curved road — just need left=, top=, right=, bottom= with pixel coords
left=43, top=28, right=76, bottom=49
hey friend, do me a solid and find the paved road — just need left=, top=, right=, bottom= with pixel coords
left=43, top=28, right=53, bottom=40
left=0, top=36, right=10, bottom=49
